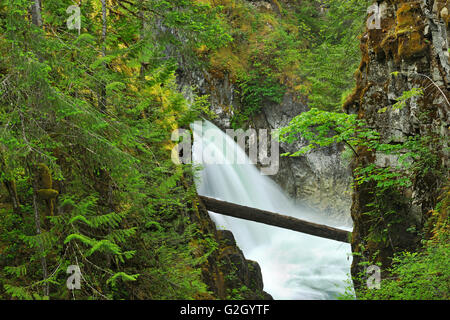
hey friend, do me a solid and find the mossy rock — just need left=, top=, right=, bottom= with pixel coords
left=37, top=188, right=59, bottom=200
left=375, top=2, right=428, bottom=62
left=36, top=163, right=53, bottom=189
left=396, top=3, right=420, bottom=29
left=397, top=31, right=428, bottom=59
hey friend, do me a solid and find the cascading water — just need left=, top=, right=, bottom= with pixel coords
left=192, top=120, right=354, bottom=300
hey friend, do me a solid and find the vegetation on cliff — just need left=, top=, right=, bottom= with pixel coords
left=194, top=0, right=371, bottom=127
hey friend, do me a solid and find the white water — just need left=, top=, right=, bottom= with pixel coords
left=192, top=120, right=354, bottom=300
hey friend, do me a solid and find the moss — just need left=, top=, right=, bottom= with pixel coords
left=2, top=180, right=20, bottom=211
left=37, top=189, right=58, bottom=217
left=398, top=30, right=427, bottom=58
left=396, top=3, right=418, bottom=29
left=10, top=180, right=17, bottom=198
left=35, top=163, right=58, bottom=216
left=394, top=2, right=427, bottom=60
left=271, top=0, right=282, bottom=12
left=380, top=31, right=399, bottom=61
left=441, top=6, right=450, bottom=25
left=368, top=29, right=385, bottom=55
left=37, top=188, right=59, bottom=199
left=370, top=1, right=429, bottom=63
left=209, top=46, right=248, bottom=82
left=218, top=245, right=236, bottom=259
left=342, top=86, right=360, bottom=111
left=343, top=34, right=371, bottom=113
left=193, top=291, right=216, bottom=300
left=424, top=185, right=450, bottom=240
left=36, top=163, right=52, bottom=189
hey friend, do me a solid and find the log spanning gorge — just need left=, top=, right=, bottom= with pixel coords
left=199, top=196, right=351, bottom=244
left=192, top=120, right=354, bottom=300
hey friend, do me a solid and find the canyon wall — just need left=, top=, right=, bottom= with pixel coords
left=343, top=0, right=449, bottom=288
left=178, top=67, right=353, bottom=225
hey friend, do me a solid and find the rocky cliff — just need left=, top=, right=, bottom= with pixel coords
left=253, top=93, right=353, bottom=225
left=344, top=0, right=449, bottom=289
left=178, top=65, right=353, bottom=225
left=175, top=1, right=354, bottom=225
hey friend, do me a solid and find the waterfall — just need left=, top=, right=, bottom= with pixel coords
left=192, top=120, right=354, bottom=300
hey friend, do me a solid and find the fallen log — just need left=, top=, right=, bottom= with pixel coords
left=199, top=195, right=351, bottom=243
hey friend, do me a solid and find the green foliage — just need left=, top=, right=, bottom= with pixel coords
left=379, top=87, right=424, bottom=113
left=298, top=0, right=372, bottom=111
left=277, top=86, right=439, bottom=191
left=107, top=272, right=140, bottom=289
left=277, top=108, right=366, bottom=156
left=202, top=0, right=307, bottom=127
left=350, top=235, right=450, bottom=300
left=148, top=0, right=232, bottom=50
left=191, top=0, right=370, bottom=127
left=232, top=71, right=285, bottom=129
left=277, top=107, right=430, bottom=248
left=0, top=0, right=226, bottom=300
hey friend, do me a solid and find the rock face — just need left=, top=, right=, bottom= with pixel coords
left=344, top=0, right=449, bottom=289
left=189, top=194, right=272, bottom=299
left=253, top=94, right=353, bottom=225
left=214, top=230, right=271, bottom=299
left=178, top=68, right=353, bottom=224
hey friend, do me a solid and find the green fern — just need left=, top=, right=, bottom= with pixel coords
left=106, top=272, right=139, bottom=288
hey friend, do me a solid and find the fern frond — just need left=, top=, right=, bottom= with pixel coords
left=106, top=272, right=139, bottom=287
left=64, top=233, right=95, bottom=246
left=86, top=239, right=121, bottom=257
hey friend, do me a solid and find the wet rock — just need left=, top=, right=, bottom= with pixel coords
left=215, top=230, right=273, bottom=299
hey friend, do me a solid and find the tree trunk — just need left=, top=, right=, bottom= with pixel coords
left=99, top=0, right=107, bottom=111
left=32, top=173, right=49, bottom=297
left=31, top=0, right=42, bottom=27
left=199, top=196, right=351, bottom=243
